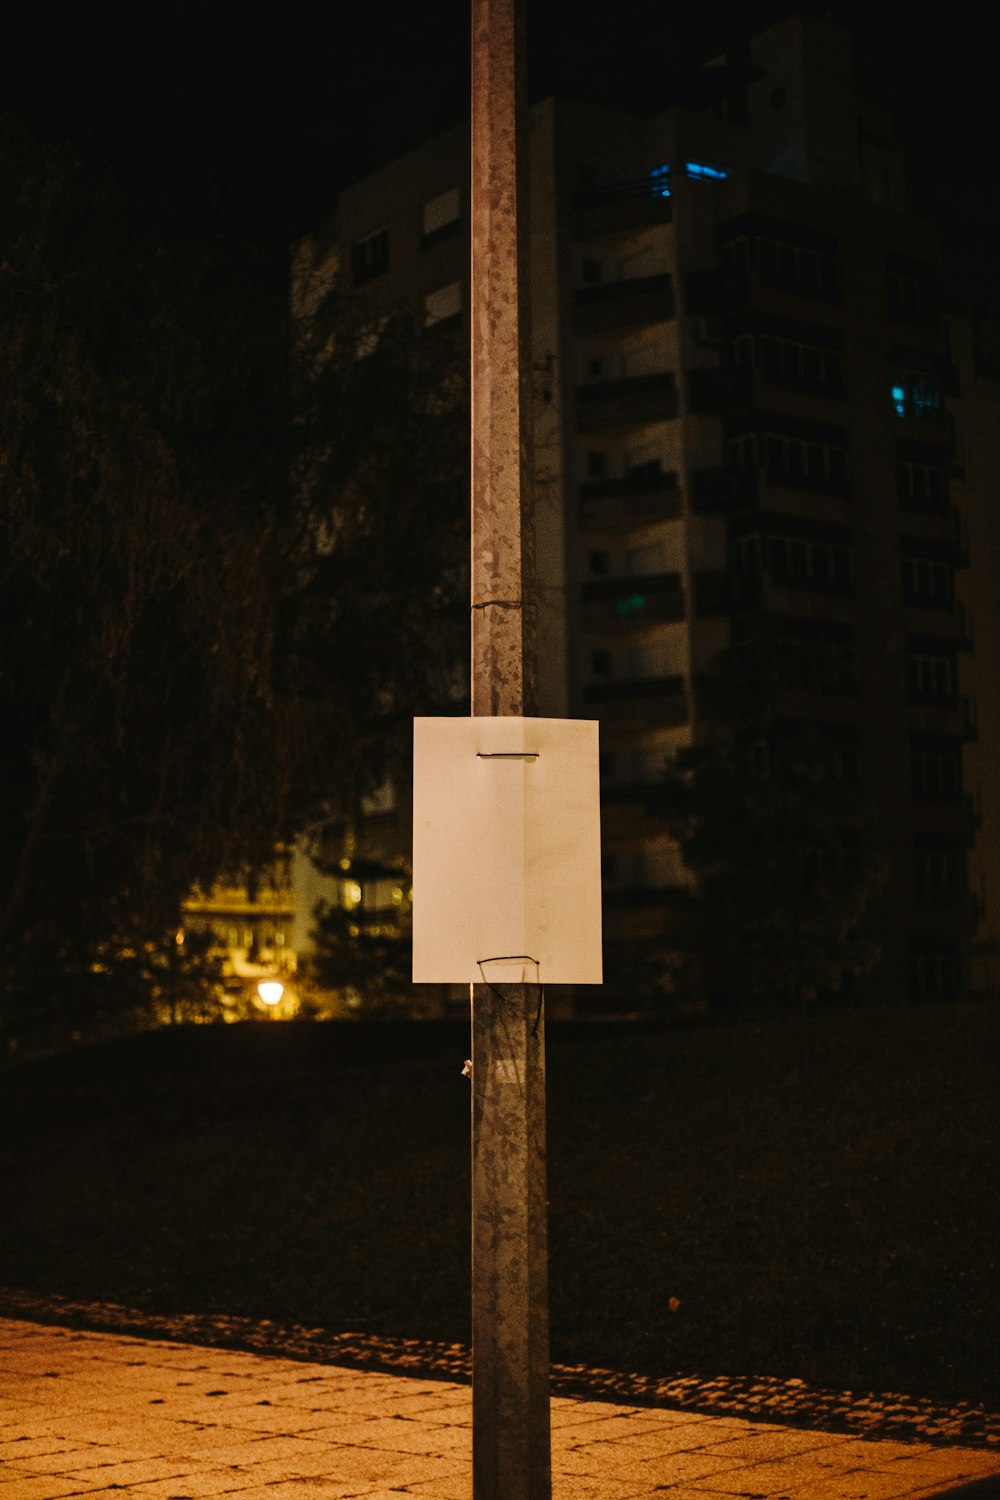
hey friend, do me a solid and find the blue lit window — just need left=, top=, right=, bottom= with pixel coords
left=913, top=379, right=940, bottom=417
left=650, top=163, right=671, bottom=198
left=685, top=160, right=729, bottom=181
left=892, top=369, right=942, bottom=420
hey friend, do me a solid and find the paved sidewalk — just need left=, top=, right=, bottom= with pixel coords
left=1, top=1318, right=999, bottom=1500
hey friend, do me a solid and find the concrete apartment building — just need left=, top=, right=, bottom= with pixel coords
left=293, top=11, right=1000, bottom=1010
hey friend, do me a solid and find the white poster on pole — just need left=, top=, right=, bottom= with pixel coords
left=412, top=716, right=602, bottom=984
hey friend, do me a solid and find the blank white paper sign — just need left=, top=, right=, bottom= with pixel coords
left=412, top=717, right=602, bottom=984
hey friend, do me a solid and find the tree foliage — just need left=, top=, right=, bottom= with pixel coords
left=309, top=902, right=413, bottom=1016
left=287, top=287, right=468, bottom=816
left=647, top=620, right=886, bottom=1011
left=0, top=120, right=467, bottom=1051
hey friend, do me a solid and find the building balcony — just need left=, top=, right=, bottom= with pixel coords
left=684, top=265, right=751, bottom=315
left=690, top=465, right=757, bottom=513
left=583, top=674, right=689, bottom=725
left=912, top=795, right=979, bottom=841
left=706, top=572, right=855, bottom=629
left=582, top=571, right=685, bottom=627
left=693, top=568, right=730, bottom=616
left=579, top=468, right=682, bottom=527
left=907, top=701, right=965, bottom=740
left=576, top=371, right=678, bottom=432
left=183, top=888, right=294, bottom=919
left=573, top=275, right=676, bottom=337
left=686, top=365, right=754, bottom=413
left=571, top=180, right=674, bottom=241
left=891, top=405, right=956, bottom=449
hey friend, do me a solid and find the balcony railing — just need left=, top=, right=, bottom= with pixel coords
left=583, top=674, right=689, bottom=724
left=690, top=465, right=757, bottom=513
left=573, top=274, right=676, bottom=336
left=582, top=571, right=685, bottom=626
left=571, top=179, right=674, bottom=240
left=579, top=468, right=682, bottom=526
left=684, top=265, right=751, bottom=314
left=576, top=371, right=678, bottom=432
left=686, top=365, right=754, bottom=413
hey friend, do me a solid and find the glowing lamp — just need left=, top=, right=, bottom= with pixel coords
left=257, top=980, right=284, bottom=1007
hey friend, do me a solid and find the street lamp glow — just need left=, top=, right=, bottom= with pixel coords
left=257, top=980, right=284, bottom=1006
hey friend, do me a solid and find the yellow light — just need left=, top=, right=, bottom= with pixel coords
left=257, top=980, right=284, bottom=1006
left=346, top=881, right=362, bottom=905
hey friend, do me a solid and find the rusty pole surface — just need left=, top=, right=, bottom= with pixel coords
left=470, top=0, right=551, bottom=1497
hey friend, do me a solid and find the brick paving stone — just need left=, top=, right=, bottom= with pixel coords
left=566, top=1423, right=754, bottom=1463
left=0, top=1435, right=79, bottom=1460
left=2, top=1316, right=1000, bottom=1500
left=0, top=1476, right=108, bottom=1499
left=397, top=1477, right=472, bottom=1499
left=694, top=1451, right=879, bottom=1495
left=280, top=1414, right=468, bottom=1452
left=702, top=1429, right=852, bottom=1461
left=564, top=1444, right=748, bottom=1484
left=9, top=1442, right=140, bottom=1472
left=120, top=1473, right=269, bottom=1498
left=551, top=1474, right=659, bottom=1498
left=213, top=1484, right=360, bottom=1499
left=833, top=1439, right=981, bottom=1469
left=784, top=1469, right=991, bottom=1500
left=62, top=1456, right=215, bottom=1487
left=556, top=1412, right=713, bottom=1446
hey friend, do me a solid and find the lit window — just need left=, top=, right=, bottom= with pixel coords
left=421, top=187, right=460, bottom=246
left=891, top=368, right=942, bottom=420
left=424, top=280, right=462, bottom=327
left=685, top=160, right=729, bottom=181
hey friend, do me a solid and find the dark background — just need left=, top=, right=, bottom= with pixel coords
left=3, top=0, right=997, bottom=241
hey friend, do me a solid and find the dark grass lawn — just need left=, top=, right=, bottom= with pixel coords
left=0, top=1006, right=997, bottom=1406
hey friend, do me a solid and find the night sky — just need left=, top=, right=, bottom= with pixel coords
left=2, top=0, right=998, bottom=241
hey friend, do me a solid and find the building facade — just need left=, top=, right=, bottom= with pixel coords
left=292, top=12, right=1000, bottom=1009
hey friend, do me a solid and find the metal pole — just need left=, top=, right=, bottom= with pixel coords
left=470, top=0, right=551, bottom=1496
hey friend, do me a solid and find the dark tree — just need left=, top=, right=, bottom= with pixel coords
left=0, top=121, right=467, bottom=1051
left=285, top=272, right=469, bottom=1009
left=287, top=281, right=469, bottom=819
left=0, top=120, right=299, bottom=1047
